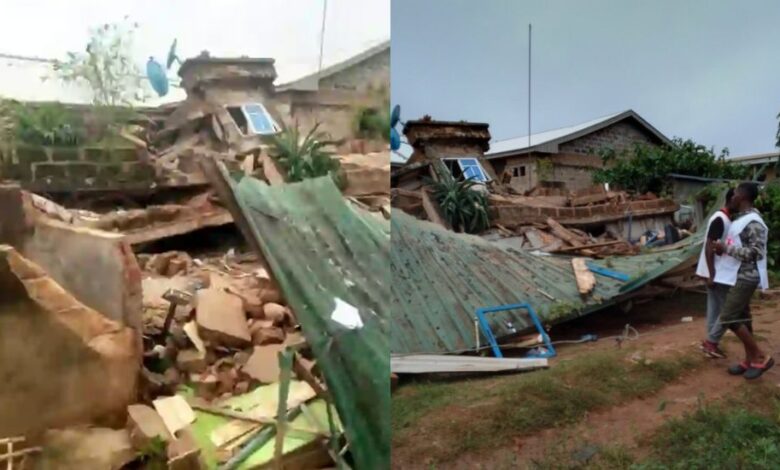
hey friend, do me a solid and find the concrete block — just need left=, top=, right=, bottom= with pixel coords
left=196, top=289, right=251, bottom=348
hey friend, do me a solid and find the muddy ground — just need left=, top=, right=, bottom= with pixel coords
left=391, top=289, right=780, bottom=469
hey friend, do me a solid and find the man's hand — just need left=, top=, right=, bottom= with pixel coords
left=712, top=239, right=725, bottom=255
left=707, top=275, right=715, bottom=287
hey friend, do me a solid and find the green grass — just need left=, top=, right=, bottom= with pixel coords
left=529, top=383, right=780, bottom=470
left=392, top=349, right=703, bottom=463
left=634, top=386, right=780, bottom=469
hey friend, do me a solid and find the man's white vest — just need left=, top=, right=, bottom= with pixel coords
left=713, top=211, right=769, bottom=290
left=695, top=211, right=731, bottom=279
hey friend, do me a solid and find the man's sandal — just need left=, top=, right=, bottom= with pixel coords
left=744, top=357, right=775, bottom=380
left=728, top=361, right=749, bottom=375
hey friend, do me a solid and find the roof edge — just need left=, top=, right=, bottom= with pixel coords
left=485, top=109, right=672, bottom=159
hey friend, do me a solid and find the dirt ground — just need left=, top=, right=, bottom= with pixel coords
left=391, top=289, right=780, bottom=469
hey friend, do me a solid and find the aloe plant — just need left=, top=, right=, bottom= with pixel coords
left=265, top=122, right=345, bottom=188
left=430, top=175, right=490, bottom=233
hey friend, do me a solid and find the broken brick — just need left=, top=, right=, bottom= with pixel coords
left=258, top=286, right=283, bottom=304
left=195, top=289, right=251, bottom=348
left=262, top=302, right=288, bottom=325
left=238, top=288, right=264, bottom=318
left=126, top=404, right=172, bottom=450
left=216, top=367, right=238, bottom=396
left=190, top=373, right=219, bottom=400
left=242, top=344, right=284, bottom=383
left=167, top=426, right=202, bottom=470
left=176, top=349, right=207, bottom=374
left=251, top=326, right=285, bottom=346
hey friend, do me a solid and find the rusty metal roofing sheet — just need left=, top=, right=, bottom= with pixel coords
left=213, top=169, right=390, bottom=469
left=390, top=210, right=702, bottom=355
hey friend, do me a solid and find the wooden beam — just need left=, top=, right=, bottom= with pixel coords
left=420, top=189, right=449, bottom=228
left=572, top=257, right=596, bottom=295
left=390, top=355, right=548, bottom=374
left=546, top=217, right=587, bottom=247
left=261, top=154, right=286, bottom=186
left=553, top=240, right=625, bottom=253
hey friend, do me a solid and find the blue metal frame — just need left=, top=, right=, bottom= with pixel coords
left=475, top=303, right=556, bottom=359
left=586, top=262, right=630, bottom=282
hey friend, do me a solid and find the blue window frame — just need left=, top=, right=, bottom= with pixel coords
left=456, top=158, right=490, bottom=182
left=241, top=103, right=280, bottom=135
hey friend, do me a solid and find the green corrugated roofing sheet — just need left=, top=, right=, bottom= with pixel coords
left=390, top=210, right=702, bottom=355
left=223, top=173, right=390, bottom=469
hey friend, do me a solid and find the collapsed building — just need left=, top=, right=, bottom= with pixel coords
left=389, top=112, right=705, bottom=370
left=0, top=42, right=390, bottom=469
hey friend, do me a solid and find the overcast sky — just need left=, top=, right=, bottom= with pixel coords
left=392, top=0, right=780, bottom=157
left=0, top=0, right=389, bottom=105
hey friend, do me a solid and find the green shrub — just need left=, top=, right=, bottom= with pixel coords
left=266, top=122, right=345, bottom=188
left=429, top=176, right=490, bottom=233
left=0, top=100, right=85, bottom=146
left=353, top=106, right=390, bottom=142
left=594, top=138, right=749, bottom=195
left=756, top=181, right=780, bottom=269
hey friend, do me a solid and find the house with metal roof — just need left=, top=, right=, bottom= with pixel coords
left=728, top=151, right=780, bottom=181
left=485, top=110, right=671, bottom=193
left=274, top=40, right=389, bottom=145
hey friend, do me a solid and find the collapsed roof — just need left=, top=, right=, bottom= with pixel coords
left=390, top=210, right=702, bottom=355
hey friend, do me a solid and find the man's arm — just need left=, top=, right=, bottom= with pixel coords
left=726, top=221, right=767, bottom=262
left=705, top=218, right=724, bottom=282
left=705, top=240, right=716, bottom=283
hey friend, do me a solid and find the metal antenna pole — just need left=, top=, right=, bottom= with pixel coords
left=528, top=23, right=532, bottom=149
left=318, top=0, right=328, bottom=74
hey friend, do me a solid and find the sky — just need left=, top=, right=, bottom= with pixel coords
left=0, top=0, right=389, bottom=105
left=391, top=0, right=780, bottom=157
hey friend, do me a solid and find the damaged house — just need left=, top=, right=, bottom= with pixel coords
left=391, top=118, right=496, bottom=190
left=276, top=40, right=390, bottom=151
left=485, top=109, right=671, bottom=193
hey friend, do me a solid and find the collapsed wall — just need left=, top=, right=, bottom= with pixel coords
left=0, top=184, right=142, bottom=328
left=0, top=245, right=141, bottom=437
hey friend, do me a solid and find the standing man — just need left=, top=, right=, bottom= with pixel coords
left=713, top=182, right=772, bottom=379
left=697, top=188, right=735, bottom=358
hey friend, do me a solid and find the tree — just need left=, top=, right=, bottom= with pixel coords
left=593, top=138, right=750, bottom=195
left=52, top=20, right=146, bottom=139
left=54, top=20, right=145, bottom=107
left=776, top=110, right=779, bottom=148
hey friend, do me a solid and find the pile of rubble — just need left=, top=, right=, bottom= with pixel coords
left=484, top=217, right=640, bottom=257
left=137, top=248, right=315, bottom=400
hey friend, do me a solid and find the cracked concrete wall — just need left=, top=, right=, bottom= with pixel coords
left=0, top=185, right=142, bottom=329
left=0, top=245, right=140, bottom=437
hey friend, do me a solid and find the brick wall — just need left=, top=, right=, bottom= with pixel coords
left=559, top=119, right=661, bottom=155
left=547, top=165, right=594, bottom=191
left=492, top=197, right=679, bottom=227
left=0, top=144, right=155, bottom=191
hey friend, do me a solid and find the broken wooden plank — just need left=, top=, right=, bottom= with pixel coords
left=524, top=228, right=547, bottom=249
left=546, top=217, right=587, bottom=247
left=420, top=189, right=449, bottom=228
left=390, top=355, right=548, bottom=374
left=260, top=154, right=285, bottom=186
left=572, top=258, right=596, bottom=295
left=554, top=240, right=625, bottom=253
